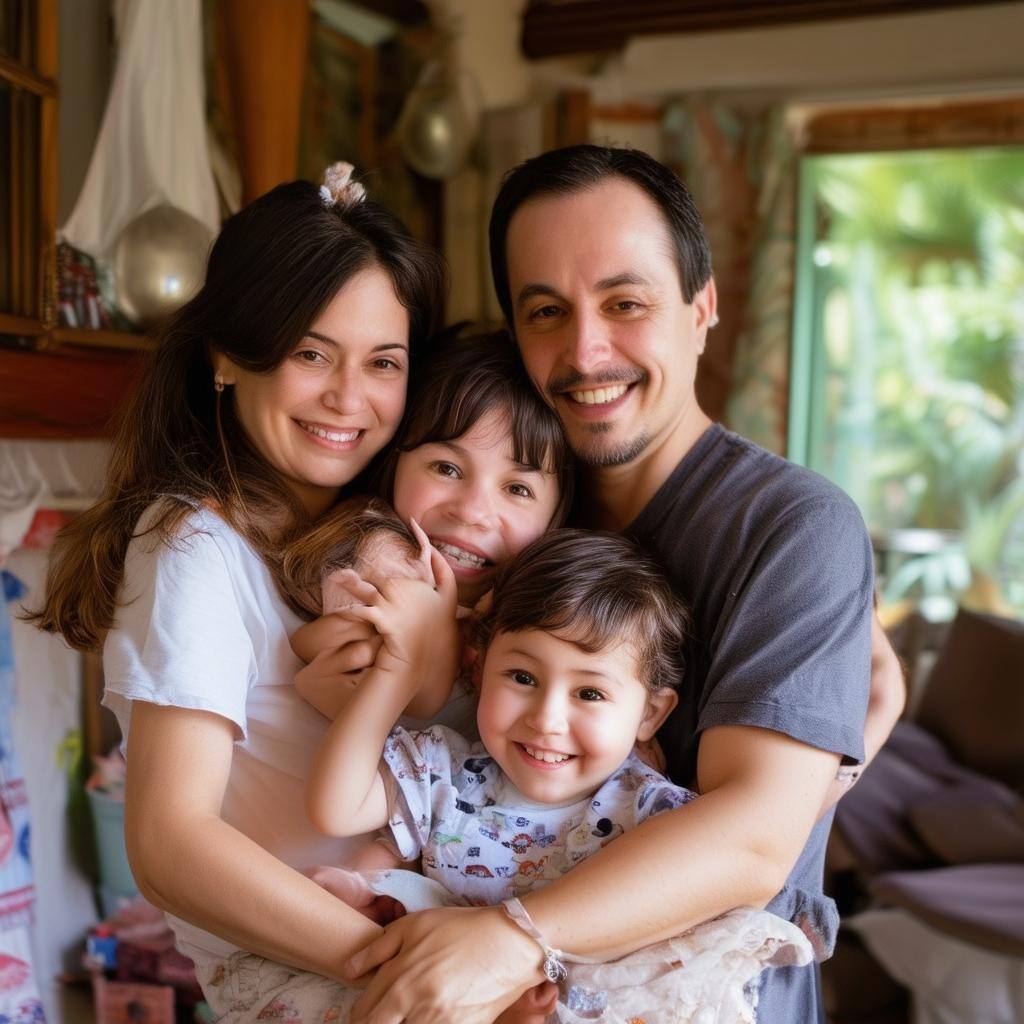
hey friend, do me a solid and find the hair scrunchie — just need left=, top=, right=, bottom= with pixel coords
left=319, top=161, right=367, bottom=209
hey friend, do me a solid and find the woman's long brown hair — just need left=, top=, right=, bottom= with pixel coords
left=31, top=180, right=445, bottom=651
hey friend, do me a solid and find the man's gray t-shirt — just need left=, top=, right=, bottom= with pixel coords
left=626, top=424, right=873, bottom=1022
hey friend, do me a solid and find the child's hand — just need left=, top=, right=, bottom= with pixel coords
left=337, top=532, right=459, bottom=684
left=494, top=983, right=559, bottom=1024
left=291, top=613, right=380, bottom=666
left=295, top=650, right=367, bottom=720
left=305, top=866, right=407, bottom=925
left=292, top=615, right=384, bottom=720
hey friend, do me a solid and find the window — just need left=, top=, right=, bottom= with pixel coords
left=790, top=146, right=1024, bottom=620
left=0, top=0, right=57, bottom=336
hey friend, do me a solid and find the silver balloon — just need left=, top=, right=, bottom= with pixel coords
left=398, top=61, right=480, bottom=180
left=113, top=204, right=213, bottom=329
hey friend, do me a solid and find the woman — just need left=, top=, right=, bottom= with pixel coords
left=34, top=169, right=455, bottom=1007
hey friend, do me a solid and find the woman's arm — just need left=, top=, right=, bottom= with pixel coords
left=344, top=725, right=838, bottom=1023
left=125, top=701, right=382, bottom=981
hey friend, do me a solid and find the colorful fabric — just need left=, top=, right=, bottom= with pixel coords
left=0, top=575, right=44, bottom=1023
left=0, top=926, right=45, bottom=1023
left=381, top=725, right=696, bottom=905
left=0, top=575, right=35, bottom=931
left=195, top=870, right=814, bottom=1024
left=195, top=950, right=358, bottom=1024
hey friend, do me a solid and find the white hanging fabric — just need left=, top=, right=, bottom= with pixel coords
left=60, top=0, right=219, bottom=259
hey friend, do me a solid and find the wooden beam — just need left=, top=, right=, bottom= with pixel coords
left=222, top=0, right=312, bottom=203
left=804, top=97, right=1024, bottom=153
left=49, top=327, right=151, bottom=351
left=521, top=0, right=1014, bottom=59
left=37, top=0, right=59, bottom=329
left=0, top=312, right=45, bottom=336
left=343, top=0, right=429, bottom=24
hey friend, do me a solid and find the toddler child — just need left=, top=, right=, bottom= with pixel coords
left=307, top=530, right=815, bottom=1024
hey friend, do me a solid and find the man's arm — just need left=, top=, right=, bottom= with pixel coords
left=524, top=723, right=839, bottom=956
left=344, top=725, right=839, bottom=1022
left=819, top=611, right=906, bottom=817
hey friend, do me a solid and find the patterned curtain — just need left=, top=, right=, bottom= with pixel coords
left=0, top=572, right=45, bottom=1023
left=662, top=99, right=797, bottom=455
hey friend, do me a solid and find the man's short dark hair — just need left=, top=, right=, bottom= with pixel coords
left=475, top=529, right=691, bottom=691
left=489, top=144, right=713, bottom=325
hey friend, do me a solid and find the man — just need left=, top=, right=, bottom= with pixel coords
left=346, top=146, right=904, bottom=1024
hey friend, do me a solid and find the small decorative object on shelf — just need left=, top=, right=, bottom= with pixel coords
left=57, top=242, right=137, bottom=334
left=113, top=205, right=213, bottom=330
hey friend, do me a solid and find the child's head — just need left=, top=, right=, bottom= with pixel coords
left=279, top=496, right=428, bottom=618
left=473, top=530, right=689, bottom=804
left=376, top=329, right=574, bottom=606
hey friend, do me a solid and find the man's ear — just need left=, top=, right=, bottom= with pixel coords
left=210, top=350, right=238, bottom=386
left=636, top=687, right=678, bottom=742
left=693, top=277, right=718, bottom=356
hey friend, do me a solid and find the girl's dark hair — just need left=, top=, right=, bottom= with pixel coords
left=374, top=327, right=574, bottom=527
left=277, top=495, right=416, bottom=619
left=475, top=529, right=691, bottom=691
left=489, top=144, right=712, bottom=325
left=32, top=179, right=446, bottom=651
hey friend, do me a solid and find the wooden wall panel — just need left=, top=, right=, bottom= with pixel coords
left=0, top=344, right=143, bottom=438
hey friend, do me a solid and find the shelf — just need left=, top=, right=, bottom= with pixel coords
left=50, top=327, right=152, bottom=351
left=0, top=312, right=47, bottom=337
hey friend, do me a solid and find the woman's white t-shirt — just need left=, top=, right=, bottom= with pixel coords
left=103, top=504, right=366, bottom=964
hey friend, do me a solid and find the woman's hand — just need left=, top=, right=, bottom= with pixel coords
left=344, top=905, right=544, bottom=1023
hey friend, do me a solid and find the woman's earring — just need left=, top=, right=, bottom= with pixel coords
left=214, top=375, right=225, bottom=393
left=708, top=314, right=720, bottom=328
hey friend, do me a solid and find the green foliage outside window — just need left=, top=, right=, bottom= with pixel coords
left=792, top=148, right=1024, bottom=620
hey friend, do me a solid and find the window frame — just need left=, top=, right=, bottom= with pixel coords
left=0, top=0, right=57, bottom=337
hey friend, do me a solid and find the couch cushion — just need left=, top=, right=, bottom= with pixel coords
left=915, top=608, right=1024, bottom=790
left=909, top=798, right=1024, bottom=865
left=834, top=721, right=1014, bottom=872
left=870, top=863, right=1024, bottom=957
